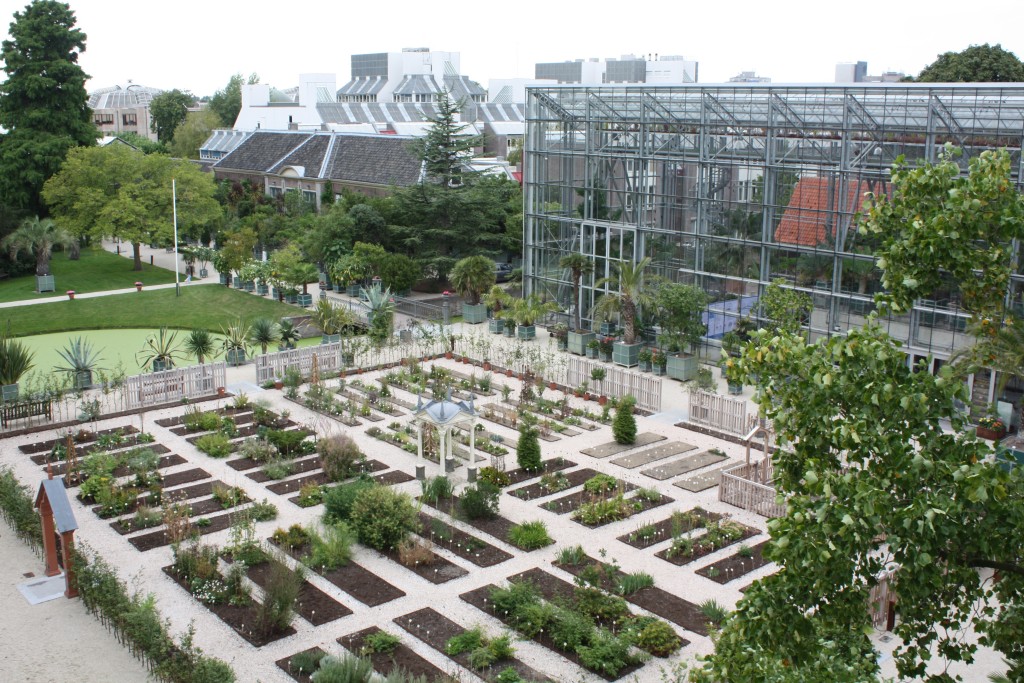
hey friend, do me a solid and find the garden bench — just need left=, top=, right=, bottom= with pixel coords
left=1, top=399, right=53, bottom=427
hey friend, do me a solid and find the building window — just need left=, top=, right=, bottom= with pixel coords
left=302, top=190, right=316, bottom=204
left=122, top=113, right=137, bottom=126
left=94, top=113, right=114, bottom=125
left=269, top=187, right=282, bottom=198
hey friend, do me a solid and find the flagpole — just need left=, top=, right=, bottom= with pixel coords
left=173, top=178, right=180, bottom=297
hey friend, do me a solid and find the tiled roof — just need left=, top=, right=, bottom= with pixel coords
left=214, top=131, right=314, bottom=172
left=269, top=134, right=332, bottom=177
left=325, top=135, right=422, bottom=186
left=774, top=177, right=877, bottom=247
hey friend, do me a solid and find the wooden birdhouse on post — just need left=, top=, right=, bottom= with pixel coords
left=35, top=477, right=79, bottom=598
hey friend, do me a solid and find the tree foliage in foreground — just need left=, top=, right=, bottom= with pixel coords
left=917, top=43, right=1024, bottom=83
left=695, top=322, right=1024, bottom=682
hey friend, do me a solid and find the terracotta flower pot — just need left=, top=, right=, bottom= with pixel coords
left=445, top=352, right=453, bottom=359
left=483, top=361, right=491, bottom=371
left=66, top=290, right=75, bottom=300
left=506, top=369, right=513, bottom=377
left=598, top=395, right=608, bottom=406
left=135, top=281, right=143, bottom=292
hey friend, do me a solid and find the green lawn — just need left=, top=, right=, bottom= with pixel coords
left=0, top=248, right=179, bottom=303
left=0, top=286, right=306, bottom=337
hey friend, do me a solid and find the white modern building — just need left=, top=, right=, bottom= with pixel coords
left=535, top=54, right=698, bottom=85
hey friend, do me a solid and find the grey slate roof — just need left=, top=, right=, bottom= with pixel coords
left=214, top=131, right=314, bottom=172
left=36, top=479, right=78, bottom=534
left=394, top=74, right=440, bottom=95
left=269, top=134, right=332, bottom=177
left=338, top=76, right=387, bottom=96
left=201, top=129, right=251, bottom=155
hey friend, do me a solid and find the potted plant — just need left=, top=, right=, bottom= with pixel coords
left=484, top=285, right=511, bottom=334
left=450, top=255, right=496, bottom=324
left=977, top=414, right=1007, bottom=441
left=586, top=338, right=600, bottom=359
left=54, top=335, right=103, bottom=389
left=551, top=323, right=569, bottom=351
left=655, top=281, right=708, bottom=381
left=560, top=253, right=597, bottom=354
left=363, top=284, right=396, bottom=343
left=598, top=336, right=614, bottom=363
left=312, top=298, right=352, bottom=344
left=136, top=328, right=184, bottom=372
left=184, top=329, right=218, bottom=364
left=221, top=319, right=252, bottom=366
left=590, top=367, right=607, bottom=404
left=212, top=250, right=231, bottom=285
left=2, top=216, right=74, bottom=295
left=194, top=245, right=213, bottom=279
left=248, top=318, right=280, bottom=355
left=638, top=347, right=653, bottom=372
left=0, top=335, right=35, bottom=401
left=653, top=349, right=668, bottom=376
left=277, top=319, right=301, bottom=350
left=591, top=257, right=655, bottom=367
left=512, top=295, right=557, bottom=341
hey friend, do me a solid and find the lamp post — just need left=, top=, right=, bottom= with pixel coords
left=172, top=178, right=180, bottom=297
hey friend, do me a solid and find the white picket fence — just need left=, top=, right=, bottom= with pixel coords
left=125, top=362, right=226, bottom=409
left=689, top=390, right=747, bottom=435
left=565, top=355, right=662, bottom=412
left=719, top=459, right=785, bottom=518
left=255, top=343, right=344, bottom=384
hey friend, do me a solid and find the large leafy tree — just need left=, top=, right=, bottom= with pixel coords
left=148, top=89, right=193, bottom=144
left=168, top=109, right=221, bottom=160
left=208, top=73, right=259, bottom=128
left=42, top=145, right=222, bottom=270
left=697, top=322, right=1024, bottom=682
left=0, top=0, right=95, bottom=215
left=917, top=44, right=1024, bottom=82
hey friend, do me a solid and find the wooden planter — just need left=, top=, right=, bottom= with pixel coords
left=599, top=321, right=616, bottom=335
left=586, top=347, right=598, bottom=359
left=226, top=349, right=246, bottom=367
left=666, top=353, right=698, bottom=381
left=517, top=325, right=536, bottom=341
left=489, top=318, right=504, bottom=334
left=976, top=426, right=1007, bottom=441
left=1, top=383, right=18, bottom=403
left=297, top=293, right=313, bottom=307
left=242, top=280, right=255, bottom=292
left=346, top=284, right=361, bottom=297
left=612, top=341, right=642, bottom=367
left=463, top=303, right=488, bottom=324
left=568, top=330, right=596, bottom=355
left=256, top=284, right=269, bottom=296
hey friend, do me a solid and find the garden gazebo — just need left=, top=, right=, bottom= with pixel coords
left=412, top=390, right=478, bottom=475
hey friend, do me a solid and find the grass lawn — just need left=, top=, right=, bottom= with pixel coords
left=0, top=248, right=179, bottom=303
left=0, top=285, right=306, bottom=337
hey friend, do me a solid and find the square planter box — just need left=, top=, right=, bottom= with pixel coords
left=612, top=341, right=642, bottom=367
left=599, top=321, right=617, bottom=335
left=517, top=324, right=536, bottom=341
left=488, top=318, right=504, bottom=334
left=346, top=284, right=361, bottom=297
left=333, top=283, right=343, bottom=293
left=666, top=353, right=698, bottom=381
left=220, top=273, right=229, bottom=285
left=1, top=383, right=18, bottom=403
left=226, top=349, right=246, bottom=366
left=556, top=338, right=568, bottom=351
left=463, top=303, right=488, bottom=324
left=503, top=324, right=516, bottom=337
left=728, top=382, right=743, bottom=395
left=73, top=370, right=93, bottom=390
left=199, top=268, right=209, bottom=279
left=976, top=426, right=1007, bottom=441
left=568, top=330, right=596, bottom=355
left=297, top=293, right=313, bottom=307
left=586, top=347, right=598, bottom=359
left=242, top=280, right=255, bottom=292
left=152, top=359, right=171, bottom=373
left=36, top=275, right=55, bottom=293
left=599, top=351, right=612, bottom=363
left=321, top=334, right=342, bottom=345
left=638, top=360, right=652, bottom=372
left=232, top=276, right=242, bottom=288
left=653, top=365, right=667, bottom=376
left=256, top=284, right=269, bottom=296
left=286, top=294, right=299, bottom=304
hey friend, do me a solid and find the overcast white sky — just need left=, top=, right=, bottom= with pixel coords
left=2, top=0, right=1023, bottom=96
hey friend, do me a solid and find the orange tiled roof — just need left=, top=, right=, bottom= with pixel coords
left=774, top=177, right=881, bottom=247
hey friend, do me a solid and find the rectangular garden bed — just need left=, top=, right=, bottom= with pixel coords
left=338, top=627, right=447, bottom=681
left=129, top=505, right=243, bottom=551
left=616, top=507, right=723, bottom=549
left=502, top=458, right=576, bottom=487
left=276, top=646, right=328, bottom=683
left=271, top=538, right=406, bottom=606
left=31, top=442, right=171, bottom=469
left=695, top=540, right=772, bottom=584
left=19, top=424, right=139, bottom=454
left=230, top=556, right=352, bottom=626
left=507, top=467, right=597, bottom=500
left=246, top=454, right=323, bottom=483
left=287, top=469, right=415, bottom=508
left=420, top=495, right=521, bottom=549
left=416, top=511, right=513, bottom=567
left=265, top=459, right=388, bottom=495
left=540, top=478, right=637, bottom=515
left=109, top=479, right=226, bottom=534
left=654, top=520, right=760, bottom=567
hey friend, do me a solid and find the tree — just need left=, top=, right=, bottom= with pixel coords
left=591, top=257, right=656, bottom=344
left=612, top=396, right=637, bottom=445
left=654, top=282, right=708, bottom=353
left=208, top=73, right=259, bottom=127
left=149, top=89, right=193, bottom=144
left=696, top=321, right=1024, bottom=682
left=411, top=90, right=481, bottom=188
left=864, top=145, right=1024, bottom=321
left=0, top=1, right=95, bottom=215
left=42, top=145, right=222, bottom=270
left=559, top=252, right=595, bottom=331
left=516, top=426, right=542, bottom=471
left=450, top=255, right=496, bottom=305
left=760, top=278, right=813, bottom=338
left=2, top=216, right=74, bottom=276
left=917, top=44, right=1024, bottom=82
left=168, top=109, right=221, bottom=160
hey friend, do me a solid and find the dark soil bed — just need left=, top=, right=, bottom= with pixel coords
left=553, top=556, right=707, bottom=637
left=162, top=566, right=296, bottom=647
left=271, top=538, right=405, bottom=606
left=573, top=492, right=674, bottom=529
left=654, top=523, right=760, bottom=567
left=98, top=481, right=247, bottom=521
left=265, top=459, right=388, bottom=495
left=235, top=557, right=352, bottom=625
left=416, top=511, right=512, bottom=567
left=276, top=646, right=327, bottom=683
left=339, top=627, right=448, bottom=681
left=185, top=422, right=302, bottom=448
left=540, top=479, right=637, bottom=515
left=695, top=540, right=772, bottom=584
left=461, top=576, right=643, bottom=681
left=286, top=469, right=414, bottom=508
left=109, top=480, right=224, bottom=534
left=395, top=607, right=552, bottom=683
left=155, top=406, right=252, bottom=428
left=169, top=412, right=255, bottom=436
left=420, top=495, right=518, bottom=548
left=245, top=454, right=322, bottom=482
left=508, top=467, right=597, bottom=500
left=19, top=425, right=140, bottom=454
left=380, top=545, right=468, bottom=585
left=502, top=457, right=576, bottom=486
left=130, top=506, right=237, bottom=551
left=616, top=507, right=722, bottom=549
left=31, top=443, right=171, bottom=469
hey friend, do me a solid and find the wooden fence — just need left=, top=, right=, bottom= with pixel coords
left=565, top=355, right=662, bottom=412
left=255, top=343, right=344, bottom=384
left=868, top=566, right=898, bottom=630
left=719, top=459, right=786, bottom=518
left=689, top=390, right=747, bottom=434
left=125, top=363, right=226, bottom=409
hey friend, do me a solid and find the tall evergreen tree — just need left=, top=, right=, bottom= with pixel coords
left=0, top=1, right=95, bottom=215
left=412, top=91, right=482, bottom=187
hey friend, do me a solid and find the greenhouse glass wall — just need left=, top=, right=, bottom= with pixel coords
left=523, top=84, right=1024, bottom=375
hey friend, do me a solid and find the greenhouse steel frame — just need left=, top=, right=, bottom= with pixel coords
left=523, top=83, right=1024, bottom=370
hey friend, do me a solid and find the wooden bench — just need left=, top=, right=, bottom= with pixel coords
left=1, top=399, right=52, bottom=427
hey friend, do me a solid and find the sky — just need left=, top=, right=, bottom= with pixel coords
left=1, top=0, right=1023, bottom=96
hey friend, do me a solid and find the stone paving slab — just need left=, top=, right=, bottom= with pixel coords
left=610, top=441, right=696, bottom=469
left=580, top=432, right=665, bottom=458
left=641, top=450, right=729, bottom=480
left=673, top=463, right=735, bottom=492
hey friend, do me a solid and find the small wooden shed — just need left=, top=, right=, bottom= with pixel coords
left=35, top=477, right=79, bottom=598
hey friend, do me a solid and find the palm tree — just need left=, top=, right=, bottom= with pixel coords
left=954, top=316, right=1024, bottom=437
left=277, top=319, right=301, bottom=349
left=559, top=252, right=595, bottom=331
left=2, top=216, right=76, bottom=276
left=591, top=257, right=656, bottom=344
left=248, top=318, right=280, bottom=355
left=449, top=255, right=496, bottom=306
left=184, top=329, right=217, bottom=364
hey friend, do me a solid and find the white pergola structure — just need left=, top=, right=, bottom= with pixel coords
left=412, top=390, right=479, bottom=473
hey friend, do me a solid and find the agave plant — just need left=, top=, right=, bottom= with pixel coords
left=220, top=319, right=252, bottom=366
left=0, top=335, right=35, bottom=396
left=248, top=318, right=280, bottom=355
left=362, top=284, right=395, bottom=342
left=184, top=329, right=218, bottom=364
left=136, top=328, right=185, bottom=372
left=277, top=319, right=301, bottom=350
left=55, top=337, right=104, bottom=389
